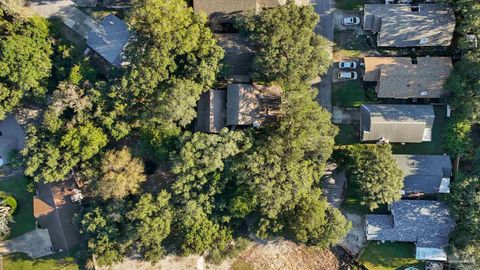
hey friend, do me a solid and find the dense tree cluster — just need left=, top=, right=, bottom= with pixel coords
left=0, top=8, right=52, bottom=120
left=1, top=0, right=351, bottom=267
left=238, top=2, right=331, bottom=85
left=341, top=144, right=403, bottom=211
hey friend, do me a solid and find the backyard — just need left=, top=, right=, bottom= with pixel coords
left=333, top=29, right=370, bottom=61
left=0, top=176, right=35, bottom=239
left=335, top=124, right=358, bottom=145
left=360, top=242, right=424, bottom=270
left=332, top=80, right=377, bottom=107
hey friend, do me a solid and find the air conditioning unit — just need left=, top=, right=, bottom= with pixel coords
left=419, top=38, right=429, bottom=45
left=420, top=91, right=428, bottom=96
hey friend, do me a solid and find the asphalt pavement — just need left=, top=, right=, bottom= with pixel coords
left=311, top=0, right=334, bottom=112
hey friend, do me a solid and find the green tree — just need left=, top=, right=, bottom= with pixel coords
left=287, top=188, right=351, bottom=247
left=127, top=192, right=173, bottom=262
left=81, top=204, right=128, bottom=266
left=230, top=89, right=338, bottom=236
left=344, top=144, right=403, bottom=211
left=0, top=13, right=52, bottom=119
left=444, top=117, right=473, bottom=171
left=97, top=147, right=146, bottom=200
left=446, top=51, right=480, bottom=122
left=175, top=201, right=232, bottom=256
left=449, top=174, right=480, bottom=268
left=238, top=2, right=331, bottom=85
left=171, top=130, right=252, bottom=212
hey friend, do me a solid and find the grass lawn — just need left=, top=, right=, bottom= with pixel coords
left=333, top=30, right=370, bottom=61
left=392, top=105, right=447, bottom=155
left=335, top=124, right=358, bottom=145
left=3, top=252, right=79, bottom=270
left=0, top=176, right=35, bottom=239
left=360, top=242, right=425, bottom=270
left=335, top=0, right=368, bottom=10
left=332, top=81, right=371, bottom=107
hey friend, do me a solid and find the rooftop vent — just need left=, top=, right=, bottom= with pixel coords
left=419, top=38, right=429, bottom=45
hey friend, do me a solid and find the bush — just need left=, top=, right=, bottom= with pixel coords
left=0, top=192, right=17, bottom=213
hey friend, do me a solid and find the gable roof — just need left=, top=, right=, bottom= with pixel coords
left=363, top=4, right=455, bottom=47
left=34, top=179, right=82, bottom=251
left=195, top=90, right=227, bottom=133
left=367, top=200, right=455, bottom=260
left=393, top=155, right=452, bottom=194
left=363, top=57, right=453, bottom=99
left=226, top=84, right=281, bottom=126
left=86, top=14, right=133, bottom=67
left=360, top=104, right=435, bottom=143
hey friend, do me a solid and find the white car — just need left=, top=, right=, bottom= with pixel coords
left=338, top=71, right=358, bottom=80
left=342, top=16, right=361, bottom=25
left=338, top=61, right=357, bottom=69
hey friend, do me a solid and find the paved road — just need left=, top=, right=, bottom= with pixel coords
left=311, top=0, right=335, bottom=112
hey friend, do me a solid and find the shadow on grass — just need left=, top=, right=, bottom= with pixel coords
left=360, top=242, right=425, bottom=270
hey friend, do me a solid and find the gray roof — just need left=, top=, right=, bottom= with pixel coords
left=360, top=104, right=435, bottom=143
left=227, top=84, right=281, bottom=126
left=86, top=14, right=133, bottom=67
left=367, top=200, right=455, bottom=248
left=363, top=57, right=453, bottom=99
left=214, top=34, right=255, bottom=80
left=363, top=4, right=455, bottom=47
left=393, top=155, right=452, bottom=194
left=195, top=90, right=227, bottom=133
left=34, top=180, right=82, bottom=251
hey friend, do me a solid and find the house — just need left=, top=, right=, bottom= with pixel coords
left=363, top=57, right=453, bottom=99
left=363, top=4, right=455, bottom=47
left=393, top=154, right=452, bottom=195
left=195, top=84, right=282, bottom=133
left=214, top=34, right=255, bottom=82
left=227, top=84, right=281, bottom=126
left=360, top=104, right=435, bottom=143
left=86, top=14, right=133, bottom=67
left=0, top=115, right=25, bottom=165
left=193, top=0, right=307, bottom=22
left=366, top=200, right=455, bottom=261
left=195, top=90, right=227, bottom=133
left=33, top=179, right=83, bottom=252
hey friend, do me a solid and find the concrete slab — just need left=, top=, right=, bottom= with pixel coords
left=322, top=170, right=346, bottom=209
left=339, top=213, right=367, bottom=256
left=0, top=115, right=25, bottom=163
left=0, top=229, right=53, bottom=258
left=332, top=106, right=359, bottom=124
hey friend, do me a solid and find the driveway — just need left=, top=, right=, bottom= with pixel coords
left=27, top=0, right=99, bottom=39
left=0, top=115, right=25, bottom=163
left=0, top=229, right=53, bottom=258
left=310, top=0, right=334, bottom=112
left=338, top=213, right=367, bottom=256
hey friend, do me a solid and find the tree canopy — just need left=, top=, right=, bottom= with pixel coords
left=0, top=10, right=52, bottom=119
left=238, top=2, right=331, bottom=85
left=342, top=144, right=403, bottom=211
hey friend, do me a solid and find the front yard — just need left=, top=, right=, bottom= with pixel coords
left=0, top=176, right=35, bottom=239
left=360, top=242, right=425, bottom=270
left=3, top=252, right=79, bottom=270
left=332, top=80, right=377, bottom=107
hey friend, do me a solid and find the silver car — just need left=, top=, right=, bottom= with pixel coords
left=338, top=61, right=357, bottom=69
left=342, top=16, right=361, bottom=25
left=338, top=71, right=358, bottom=80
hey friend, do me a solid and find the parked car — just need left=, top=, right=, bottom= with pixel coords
left=342, top=16, right=361, bottom=25
left=338, top=71, right=358, bottom=80
left=338, top=61, right=357, bottom=69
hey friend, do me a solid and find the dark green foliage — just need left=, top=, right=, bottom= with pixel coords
left=0, top=10, right=52, bottom=119
left=342, top=144, right=403, bottom=211
left=444, top=117, right=473, bottom=159
left=446, top=51, right=480, bottom=122
left=238, top=2, right=331, bottom=85
left=448, top=174, right=480, bottom=268
left=171, top=130, right=252, bottom=212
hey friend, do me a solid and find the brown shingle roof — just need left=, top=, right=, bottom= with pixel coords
left=363, top=4, right=455, bottom=47
left=364, top=57, right=452, bottom=99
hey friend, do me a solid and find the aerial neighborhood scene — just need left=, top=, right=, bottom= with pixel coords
left=0, top=0, right=479, bottom=269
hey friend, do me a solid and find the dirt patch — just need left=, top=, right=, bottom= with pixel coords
left=234, top=241, right=340, bottom=270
